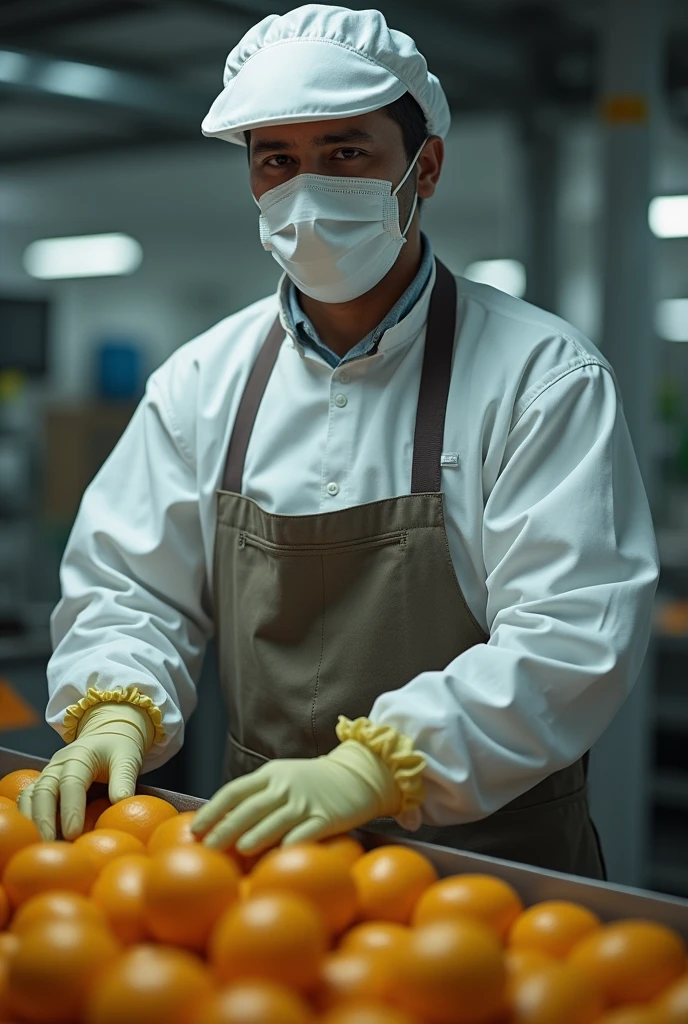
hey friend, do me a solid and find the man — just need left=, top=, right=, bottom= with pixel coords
left=22, top=5, right=658, bottom=875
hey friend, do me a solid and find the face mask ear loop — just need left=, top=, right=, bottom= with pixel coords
left=393, top=137, right=427, bottom=238
left=401, top=191, right=419, bottom=237
left=392, top=138, right=427, bottom=197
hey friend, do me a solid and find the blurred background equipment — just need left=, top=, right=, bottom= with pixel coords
left=1, top=0, right=688, bottom=890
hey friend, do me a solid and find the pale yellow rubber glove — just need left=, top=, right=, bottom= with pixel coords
left=191, top=741, right=403, bottom=855
left=18, top=702, right=154, bottom=842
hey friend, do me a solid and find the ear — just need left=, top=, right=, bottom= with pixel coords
left=417, top=136, right=444, bottom=200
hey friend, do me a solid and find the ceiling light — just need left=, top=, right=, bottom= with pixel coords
left=463, top=259, right=527, bottom=298
left=649, top=196, right=688, bottom=238
left=656, top=299, right=688, bottom=341
left=23, top=233, right=142, bottom=280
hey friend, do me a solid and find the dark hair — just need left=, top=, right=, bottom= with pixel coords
left=243, top=91, right=428, bottom=158
left=382, top=91, right=428, bottom=160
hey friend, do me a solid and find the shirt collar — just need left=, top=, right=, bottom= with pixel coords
left=278, top=234, right=436, bottom=366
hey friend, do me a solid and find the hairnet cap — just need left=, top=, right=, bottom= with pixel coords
left=201, top=4, right=451, bottom=145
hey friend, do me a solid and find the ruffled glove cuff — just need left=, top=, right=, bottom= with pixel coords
left=335, top=715, right=426, bottom=815
left=63, top=686, right=165, bottom=747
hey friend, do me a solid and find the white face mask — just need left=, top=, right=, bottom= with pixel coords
left=255, top=141, right=425, bottom=304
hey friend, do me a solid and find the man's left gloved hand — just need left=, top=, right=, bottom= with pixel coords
left=190, top=740, right=403, bottom=854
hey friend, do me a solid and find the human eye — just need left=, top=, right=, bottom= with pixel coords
left=264, top=154, right=294, bottom=168
left=331, top=148, right=365, bottom=161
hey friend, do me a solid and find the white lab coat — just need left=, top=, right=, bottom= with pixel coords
left=47, top=264, right=659, bottom=826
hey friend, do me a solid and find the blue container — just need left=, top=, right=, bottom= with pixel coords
left=96, top=341, right=143, bottom=401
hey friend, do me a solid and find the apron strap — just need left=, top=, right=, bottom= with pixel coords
left=411, top=259, right=458, bottom=494
left=222, top=258, right=458, bottom=496
left=222, top=316, right=285, bottom=494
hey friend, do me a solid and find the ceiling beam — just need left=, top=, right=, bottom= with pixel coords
left=0, top=0, right=146, bottom=38
left=0, top=129, right=199, bottom=167
left=0, top=47, right=205, bottom=126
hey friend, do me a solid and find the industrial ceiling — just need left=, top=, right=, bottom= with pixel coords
left=0, top=0, right=687, bottom=164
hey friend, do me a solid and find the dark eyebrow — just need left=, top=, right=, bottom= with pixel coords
left=250, top=138, right=293, bottom=156
left=311, top=127, right=375, bottom=147
left=250, top=127, right=375, bottom=158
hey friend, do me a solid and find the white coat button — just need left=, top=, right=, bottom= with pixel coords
left=326, top=482, right=339, bottom=496
left=334, top=394, right=348, bottom=408
left=338, top=371, right=350, bottom=383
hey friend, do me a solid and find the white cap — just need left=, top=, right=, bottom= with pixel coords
left=201, top=4, right=451, bottom=146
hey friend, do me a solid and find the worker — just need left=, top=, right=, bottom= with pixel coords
left=21, top=5, right=658, bottom=877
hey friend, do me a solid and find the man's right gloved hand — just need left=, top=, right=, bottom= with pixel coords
left=18, top=701, right=154, bottom=842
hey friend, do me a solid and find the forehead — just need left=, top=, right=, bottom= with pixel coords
left=248, top=110, right=402, bottom=150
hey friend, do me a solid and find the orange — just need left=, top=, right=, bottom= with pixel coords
left=0, top=805, right=40, bottom=873
left=569, top=919, right=686, bottom=1005
left=595, top=1009, right=663, bottom=1024
left=210, top=892, right=328, bottom=992
left=82, top=797, right=112, bottom=833
left=314, top=951, right=395, bottom=1011
left=147, top=810, right=200, bottom=853
left=3, top=840, right=98, bottom=907
left=321, top=835, right=366, bottom=868
left=84, top=943, right=214, bottom=1024
left=504, top=948, right=558, bottom=994
left=392, top=918, right=506, bottom=1024
left=351, top=846, right=438, bottom=925
left=74, top=828, right=146, bottom=872
left=11, top=890, right=105, bottom=936
left=0, top=796, right=16, bottom=809
left=90, top=853, right=151, bottom=944
left=509, top=901, right=602, bottom=959
left=0, top=932, right=19, bottom=959
left=654, top=971, right=688, bottom=1021
left=413, top=874, right=523, bottom=941
left=0, top=769, right=40, bottom=802
left=144, top=844, right=240, bottom=951
left=249, top=843, right=357, bottom=935
left=148, top=812, right=251, bottom=872
left=239, top=877, right=252, bottom=900
left=95, top=794, right=178, bottom=844
left=320, top=1006, right=421, bottom=1024
left=194, top=981, right=312, bottom=1024
left=0, top=884, right=8, bottom=930
left=340, top=921, right=410, bottom=959
left=0, top=951, right=10, bottom=1021
left=509, top=961, right=605, bottom=1023
left=8, top=917, right=120, bottom=1023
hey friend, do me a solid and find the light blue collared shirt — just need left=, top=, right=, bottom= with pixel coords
left=283, top=234, right=435, bottom=368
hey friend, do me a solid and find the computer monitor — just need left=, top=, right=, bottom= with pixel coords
left=0, top=297, right=50, bottom=377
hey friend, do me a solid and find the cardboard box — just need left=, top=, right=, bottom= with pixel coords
left=2, top=745, right=688, bottom=940
left=43, top=403, right=136, bottom=523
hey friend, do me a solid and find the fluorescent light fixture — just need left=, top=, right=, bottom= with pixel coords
left=656, top=299, right=688, bottom=342
left=23, top=233, right=142, bottom=279
left=464, top=259, right=527, bottom=298
left=649, top=195, right=688, bottom=238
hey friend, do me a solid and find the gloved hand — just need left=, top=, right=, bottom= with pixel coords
left=18, top=701, right=154, bottom=842
left=191, top=740, right=403, bottom=854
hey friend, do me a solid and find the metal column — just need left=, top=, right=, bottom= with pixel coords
left=522, top=113, right=560, bottom=316
left=588, top=0, right=663, bottom=886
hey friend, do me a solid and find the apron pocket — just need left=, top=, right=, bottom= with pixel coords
left=224, top=731, right=270, bottom=780
left=239, top=529, right=407, bottom=558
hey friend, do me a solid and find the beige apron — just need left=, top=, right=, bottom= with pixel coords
left=213, top=261, right=605, bottom=878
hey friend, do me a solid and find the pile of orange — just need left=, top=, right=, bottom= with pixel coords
left=0, top=767, right=684, bottom=1023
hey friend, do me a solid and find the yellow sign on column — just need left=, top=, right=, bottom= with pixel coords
left=601, top=95, right=649, bottom=124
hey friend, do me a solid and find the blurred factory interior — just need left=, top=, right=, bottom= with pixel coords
left=1, top=0, right=688, bottom=891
